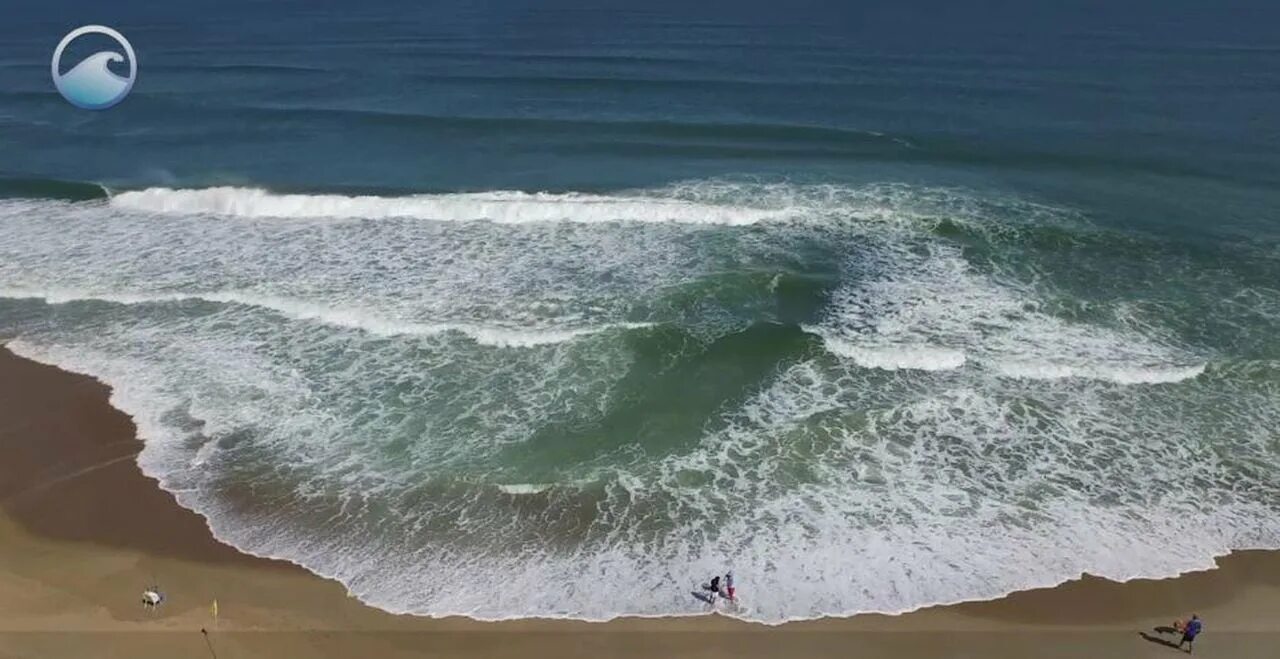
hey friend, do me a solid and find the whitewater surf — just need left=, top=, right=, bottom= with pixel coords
left=1, top=180, right=1276, bottom=623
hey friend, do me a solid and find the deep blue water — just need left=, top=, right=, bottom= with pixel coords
left=4, top=1, right=1279, bottom=236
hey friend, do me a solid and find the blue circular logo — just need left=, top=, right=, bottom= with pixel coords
left=51, top=25, right=137, bottom=110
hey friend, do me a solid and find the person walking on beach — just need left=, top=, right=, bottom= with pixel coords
left=1177, top=614, right=1202, bottom=653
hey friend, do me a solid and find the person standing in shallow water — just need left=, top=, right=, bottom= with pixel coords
left=1178, top=614, right=1202, bottom=653
left=703, top=575, right=721, bottom=598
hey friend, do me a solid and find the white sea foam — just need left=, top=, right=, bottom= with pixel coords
left=110, top=186, right=793, bottom=225
left=807, top=237, right=1205, bottom=385
left=495, top=483, right=553, bottom=495
left=811, top=333, right=967, bottom=371
left=101, top=180, right=1066, bottom=230
left=0, top=287, right=643, bottom=347
left=992, top=360, right=1206, bottom=384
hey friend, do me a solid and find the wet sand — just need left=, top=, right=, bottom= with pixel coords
left=0, top=345, right=1275, bottom=658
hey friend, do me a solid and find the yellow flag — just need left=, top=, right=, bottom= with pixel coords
left=211, top=598, right=218, bottom=620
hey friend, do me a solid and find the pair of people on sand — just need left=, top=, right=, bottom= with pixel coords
left=1173, top=614, right=1202, bottom=653
left=1149, top=614, right=1203, bottom=653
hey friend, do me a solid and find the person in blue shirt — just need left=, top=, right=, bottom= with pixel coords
left=1178, top=614, right=1202, bottom=653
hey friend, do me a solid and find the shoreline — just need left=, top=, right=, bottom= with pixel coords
left=1, top=344, right=1277, bottom=657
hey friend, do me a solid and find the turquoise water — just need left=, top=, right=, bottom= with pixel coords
left=1, top=1, right=1278, bottom=622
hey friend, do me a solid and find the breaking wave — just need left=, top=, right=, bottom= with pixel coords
left=0, top=287, right=643, bottom=347
left=110, top=186, right=792, bottom=225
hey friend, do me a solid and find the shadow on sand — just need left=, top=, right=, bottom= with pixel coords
left=1139, top=630, right=1187, bottom=653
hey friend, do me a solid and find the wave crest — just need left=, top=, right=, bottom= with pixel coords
left=814, top=334, right=967, bottom=371
left=110, top=186, right=791, bottom=225
left=992, top=360, right=1206, bottom=384
left=0, top=287, right=643, bottom=347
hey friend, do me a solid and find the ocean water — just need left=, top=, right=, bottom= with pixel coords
left=2, top=1, right=1279, bottom=623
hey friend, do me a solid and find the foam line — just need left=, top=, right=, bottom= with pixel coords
left=110, top=187, right=792, bottom=225
left=495, top=483, right=553, bottom=495
left=0, top=287, right=643, bottom=347
left=992, top=360, right=1206, bottom=385
left=815, top=334, right=967, bottom=371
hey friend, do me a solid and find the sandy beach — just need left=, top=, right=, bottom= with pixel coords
left=0, top=345, right=1275, bottom=658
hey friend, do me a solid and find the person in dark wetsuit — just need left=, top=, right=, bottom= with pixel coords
left=691, top=575, right=721, bottom=605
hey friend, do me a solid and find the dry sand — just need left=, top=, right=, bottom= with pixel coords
left=0, top=346, right=1275, bottom=658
